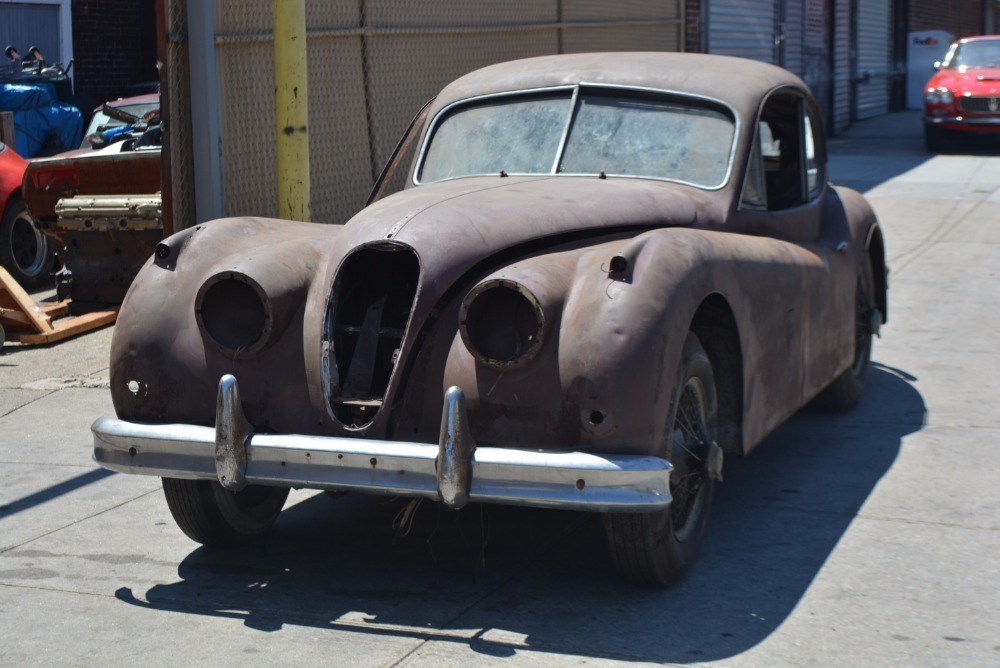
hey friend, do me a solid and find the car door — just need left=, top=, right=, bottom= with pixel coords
left=733, top=88, right=854, bottom=416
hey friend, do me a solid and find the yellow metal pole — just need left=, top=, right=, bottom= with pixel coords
left=273, top=0, right=311, bottom=221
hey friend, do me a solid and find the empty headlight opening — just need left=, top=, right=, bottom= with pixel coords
left=460, top=279, right=545, bottom=369
left=195, top=272, right=271, bottom=355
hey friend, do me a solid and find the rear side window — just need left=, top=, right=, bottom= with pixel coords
left=741, top=91, right=824, bottom=211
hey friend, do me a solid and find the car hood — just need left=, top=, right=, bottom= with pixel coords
left=333, top=175, right=717, bottom=286
left=928, top=67, right=1000, bottom=96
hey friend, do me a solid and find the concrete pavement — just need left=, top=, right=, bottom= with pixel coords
left=1, top=110, right=997, bottom=666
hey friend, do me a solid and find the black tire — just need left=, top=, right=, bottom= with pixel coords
left=924, top=124, right=946, bottom=153
left=0, top=195, right=52, bottom=289
left=603, top=332, right=718, bottom=587
left=815, top=255, right=877, bottom=412
left=162, top=478, right=289, bottom=547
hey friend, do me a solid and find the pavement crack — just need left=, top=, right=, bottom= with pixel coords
left=0, top=388, right=59, bottom=418
left=0, top=488, right=161, bottom=555
left=886, top=198, right=984, bottom=277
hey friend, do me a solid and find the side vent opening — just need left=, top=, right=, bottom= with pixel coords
left=324, top=244, right=420, bottom=428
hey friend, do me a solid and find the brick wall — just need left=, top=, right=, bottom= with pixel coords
left=71, top=0, right=158, bottom=113
left=909, top=0, right=984, bottom=39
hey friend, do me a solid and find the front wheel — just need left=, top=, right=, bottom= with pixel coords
left=0, top=195, right=53, bottom=289
left=162, top=478, right=289, bottom=547
left=603, top=332, right=719, bottom=587
left=924, top=124, right=947, bottom=153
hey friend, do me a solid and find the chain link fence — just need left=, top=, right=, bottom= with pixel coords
left=167, top=1, right=682, bottom=229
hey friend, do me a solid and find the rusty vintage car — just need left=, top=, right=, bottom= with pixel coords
left=92, top=53, right=887, bottom=586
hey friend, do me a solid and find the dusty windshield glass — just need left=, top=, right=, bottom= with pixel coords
left=418, top=87, right=735, bottom=188
left=419, top=93, right=571, bottom=182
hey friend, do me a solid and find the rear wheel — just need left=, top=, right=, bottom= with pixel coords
left=815, top=255, right=877, bottom=412
left=162, top=478, right=289, bottom=547
left=0, top=195, right=52, bottom=289
left=603, top=333, right=719, bottom=587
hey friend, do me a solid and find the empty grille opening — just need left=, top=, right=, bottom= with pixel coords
left=325, top=245, right=420, bottom=428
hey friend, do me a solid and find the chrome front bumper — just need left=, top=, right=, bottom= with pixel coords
left=926, top=116, right=1000, bottom=126
left=92, top=375, right=672, bottom=512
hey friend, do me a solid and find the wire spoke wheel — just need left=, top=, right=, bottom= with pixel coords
left=815, top=255, right=877, bottom=412
left=669, top=378, right=711, bottom=543
left=603, top=332, right=719, bottom=587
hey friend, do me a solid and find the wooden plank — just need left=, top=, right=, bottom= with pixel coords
left=0, top=267, right=55, bottom=333
left=39, top=301, right=71, bottom=318
left=0, top=308, right=33, bottom=327
left=0, top=111, right=15, bottom=151
left=8, top=310, right=118, bottom=345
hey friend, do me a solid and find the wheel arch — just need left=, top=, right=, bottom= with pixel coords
left=690, top=293, right=744, bottom=456
left=865, top=223, right=888, bottom=325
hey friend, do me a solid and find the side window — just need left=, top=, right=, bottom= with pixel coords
left=741, top=91, right=822, bottom=212
left=803, top=111, right=822, bottom=199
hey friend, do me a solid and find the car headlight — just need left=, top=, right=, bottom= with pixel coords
left=459, top=279, right=545, bottom=369
left=926, top=88, right=954, bottom=105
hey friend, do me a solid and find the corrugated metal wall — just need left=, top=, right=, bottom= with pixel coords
left=783, top=1, right=804, bottom=75
left=855, top=0, right=893, bottom=119
left=0, top=3, right=61, bottom=67
left=169, top=0, right=682, bottom=229
left=708, top=0, right=777, bottom=63
left=831, top=0, right=852, bottom=133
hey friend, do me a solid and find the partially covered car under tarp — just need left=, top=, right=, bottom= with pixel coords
left=0, top=83, right=83, bottom=158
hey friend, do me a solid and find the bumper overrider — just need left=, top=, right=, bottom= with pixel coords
left=92, top=375, right=672, bottom=512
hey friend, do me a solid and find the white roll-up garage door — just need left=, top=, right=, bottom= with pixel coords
left=855, top=0, right=893, bottom=119
left=709, top=0, right=777, bottom=64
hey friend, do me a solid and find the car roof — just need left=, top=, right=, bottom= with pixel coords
left=429, top=52, right=805, bottom=121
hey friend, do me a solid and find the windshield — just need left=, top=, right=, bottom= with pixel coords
left=944, top=40, right=1000, bottom=69
left=418, top=87, right=736, bottom=189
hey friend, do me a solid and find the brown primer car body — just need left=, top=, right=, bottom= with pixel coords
left=98, top=53, right=887, bottom=585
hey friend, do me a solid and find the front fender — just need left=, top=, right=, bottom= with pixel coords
left=440, top=229, right=723, bottom=456
left=110, top=217, right=340, bottom=433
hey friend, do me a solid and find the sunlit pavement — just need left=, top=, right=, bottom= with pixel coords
left=1, top=111, right=997, bottom=666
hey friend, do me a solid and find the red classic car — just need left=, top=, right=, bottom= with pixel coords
left=92, top=53, right=888, bottom=587
left=924, top=35, right=1000, bottom=151
left=1, top=141, right=52, bottom=288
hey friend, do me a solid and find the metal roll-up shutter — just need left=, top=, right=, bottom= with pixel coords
left=855, top=0, right=892, bottom=119
left=0, top=4, right=61, bottom=66
left=709, top=0, right=778, bottom=64
left=831, top=0, right=851, bottom=133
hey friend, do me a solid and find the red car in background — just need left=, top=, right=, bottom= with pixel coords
left=924, top=35, right=1000, bottom=152
left=1, top=141, right=52, bottom=288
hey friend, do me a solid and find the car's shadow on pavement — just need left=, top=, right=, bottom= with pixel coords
left=114, top=364, right=924, bottom=663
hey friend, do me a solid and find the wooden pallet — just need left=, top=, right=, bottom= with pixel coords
left=0, top=267, right=117, bottom=346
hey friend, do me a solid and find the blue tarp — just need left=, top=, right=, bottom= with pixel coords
left=0, top=83, right=83, bottom=158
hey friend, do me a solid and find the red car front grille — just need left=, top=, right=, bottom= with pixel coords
left=959, top=97, right=1000, bottom=113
